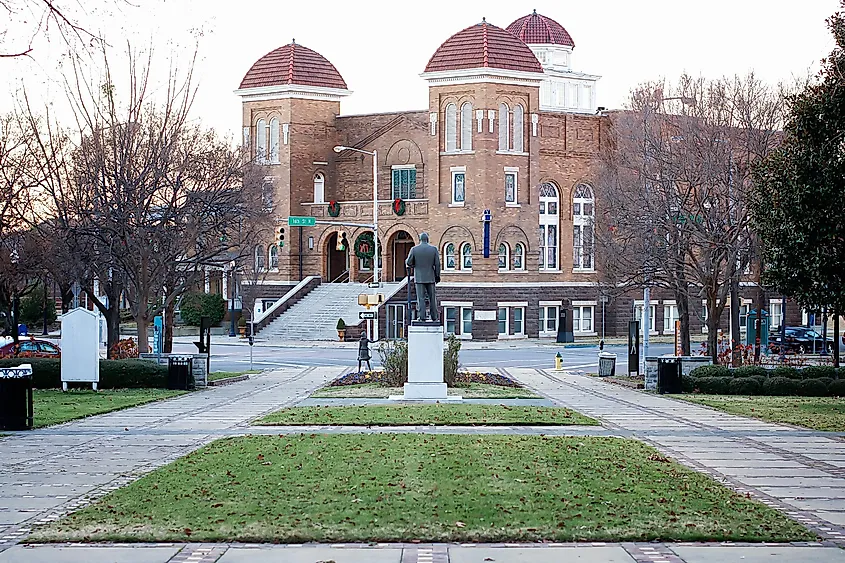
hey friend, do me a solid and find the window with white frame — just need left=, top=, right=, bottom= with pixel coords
left=391, top=166, right=416, bottom=200
left=462, top=307, right=472, bottom=335
left=443, top=243, right=456, bottom=271
left=513, top=242, right=525, bottom=271
left=512, top=104, right=524, bottom=152
left=498, top=243, right=509, bottom=271
left=460, top=102, right=473, bottom=151
left=573, top=184, right=594, bottom=271
left=359, top=244, right=382, bottom=272
left=461, top=243, right=472, bottom=271
left=313, top=173, right=325, bottom=203
left=268, top=244, right=278, bottom=270
left=269, top=118, right=280, bottom=163
left=739, top=301, right=750, bottom=332
left=634, top=303, right=657, bottom=332
left=254, top=245, right=265, bottom=271
left=770, top=299, right=783, bottom=329
left=663, top=302, right=679, bottom=333
left=445, top=103, right=457, bottom=152
left=540, top=305, right=559, bottom=335
left=539, top=182, right=559, bottom=270
left=451, top=167, right=466, bottom=204
left=445, top=305, right=473, bottom=337
left=498, top=102, right=509, bottom=151
left=255, top=118, right=267, bottom=163
left=573, top=305, right=594, bottom=333
left=505, top=168, right=518, bottom=204
left=498, top=307, right=508, bottom=336
left=513, top=307, right=525, bottom=335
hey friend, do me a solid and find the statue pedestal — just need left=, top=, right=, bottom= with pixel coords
left=389, top=323, right=462, bottom=402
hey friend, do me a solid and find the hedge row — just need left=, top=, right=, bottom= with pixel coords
left=0, top=358, right=167, bottom=389
left=683, top=375, right=845, bottom=397
left=690, top=364, right=841, bottom=380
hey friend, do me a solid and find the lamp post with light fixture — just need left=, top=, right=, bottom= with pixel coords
left=333, top=145, right=380, bottom=341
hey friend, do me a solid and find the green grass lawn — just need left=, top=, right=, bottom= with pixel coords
left=208, top=370, right=260, bottom=382
left=33, top=389, right=187, bottom=428
left=28, top=434, right=815, bottom=543
left=674, top=395, right=845, bottom=431
left=311, top=382, right=541, bottom=399
left=254, top=404, right=597, bottom=426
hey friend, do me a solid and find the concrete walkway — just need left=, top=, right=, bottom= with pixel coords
left=1, top=366, right=845, bottom=561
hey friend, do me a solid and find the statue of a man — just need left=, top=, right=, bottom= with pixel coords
left=405, top=232, right=441, bottom=322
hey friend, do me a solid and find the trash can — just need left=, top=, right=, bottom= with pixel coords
left=598, top=353, right=617, bottom=377
left=167, top=356, right=194, bottom=390
left=657, top=357, right=682, bottom=394
left=0, top=364, right=34, bottom=430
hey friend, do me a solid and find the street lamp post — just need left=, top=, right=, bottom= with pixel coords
left=333, top=145, right=379, bottom=341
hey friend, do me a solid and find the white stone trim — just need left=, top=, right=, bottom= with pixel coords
left=572, top=300, right=597, bottom=306
left=497, top=301, right=528, bottom=307
left=488, top=110, right=496, bottom=133
left=421, top=67, right=544, bottom=87
left=429, top=112, right=437, bottom=136
left=475, top=109, right=484, bottom=133
left=440, top=281, right=599, bottom=288
left=234, top=84, right=351, bottom=101
left=282, top=123, right=289, bottom=145
left=531, top=113, right=539, bottom=136
left=442, top=301, right=473, bottom=307
left=539, top=300, right=562, bottom=306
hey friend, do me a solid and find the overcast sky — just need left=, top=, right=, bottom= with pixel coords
left=1, top=0, right=839, bottom=140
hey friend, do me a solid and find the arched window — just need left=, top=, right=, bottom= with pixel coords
left=498, top=103, right=509, bottom=151
left=268, top=244, right=279, bottom=269
left=573, top=183, right=595, bottom=270
left=498, top=243, right=509, bottom=271
left=460, top=102, right=473, bottom=151
left=461, top=243, right=472, bottom=271
left=539, top=182, right=559, bottom=271
left=313, top=173, right=325, bottom=203
left=269, top=118, right=280, bottom=163
left=254, top=245, right=265, bottom=271
left=443, top=243, right=456, bottom=271
left=512, top=105, right=524, bottom=152
left=513, top=243, right=525, bottom=271
left=255, top=119, right=267, bottom=163
left=445, top=103, right=457, bottom=152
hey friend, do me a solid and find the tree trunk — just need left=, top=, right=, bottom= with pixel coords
left=834, top=311, right=841, bottom=369
left=136, top=313, right=150, bottom=354
left=707, top=295, right=719, bottom=364
left=106, top=303, right=120, bottom=358
left=60, top=283, right=73, bottom=314
left=163, top=300, right=175, bottom=353
left=730, top=277, right=741, bottom=366
left=676, top=287, right=691, bottom=356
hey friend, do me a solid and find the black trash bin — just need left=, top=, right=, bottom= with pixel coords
left=167, top=356, right=193, bottom=391
left=657, top=357, right=682, bottom=394
left=0, top=364, right=34, bottom=430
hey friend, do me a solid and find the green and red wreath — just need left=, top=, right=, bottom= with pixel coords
left=328, top=200, right=341, bottom=217
left=354, top=231, right=376, bottom=260
left=392, top=198, right=406, bottom=216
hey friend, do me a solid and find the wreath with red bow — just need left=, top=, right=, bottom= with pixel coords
left=392, top=198, right=406, bottom=216
left=327, top=200, right=341, bottom=217
left=354, top=231, right=376, bottom=259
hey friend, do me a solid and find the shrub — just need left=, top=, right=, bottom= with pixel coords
left=0, top=358, right=61, bottom=388
left=336, top=318, right=346, bottom=330
left=801, top=366, right=837, bottom=380
left=682, top=375, right=698, bottom=393
left=798, top=378, right=828, bottom=397
left=762, top=377, right=798, bottom=396
left=109, top=337, right=139, bottom=359
left=729, top=377, right=762, bottom=396
left=690, top=364, right=730, bottom=378
left=0, top=358, right=168, bottom=388
left=377, top=340, right=408, bottom=387
left=732, top=366, right=768, bottom=378
left=178, top=292, right=226, bottom=327
left=817, top=378, right=835, bottom=396
left=770, top=366, right=801, bottom=380
left=829, top=379, right=845, bottom=397
left=696, top=376, right=730, bottom=395
left=18, top=284, right=57, bottom=327
left=443, top=335, right=461, bottom=387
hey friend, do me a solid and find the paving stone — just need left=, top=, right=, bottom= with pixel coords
left=448, top=546, right=635, bottom=562
left=670, top=545, right=845, bottom=562
left=217, top=546, right=404, bottom=562
left=0, top=545, right=181, bottom=562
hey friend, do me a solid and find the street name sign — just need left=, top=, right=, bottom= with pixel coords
left=288, top=216, right=316, bottom=227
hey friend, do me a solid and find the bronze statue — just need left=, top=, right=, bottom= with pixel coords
left=405, top=232, right=441, bottom=323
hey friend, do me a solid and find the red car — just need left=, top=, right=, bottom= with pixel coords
left=0, top=339, right=61, bottom=358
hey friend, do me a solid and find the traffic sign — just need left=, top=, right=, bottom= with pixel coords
left=368, top=282, right=381, bottom=289
left=288, top=216, right=316, bottom=227
left=359, top=311, right=376, bottom=320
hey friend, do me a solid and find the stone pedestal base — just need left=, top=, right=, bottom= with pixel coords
left=390, top=323, right=462, bottom=402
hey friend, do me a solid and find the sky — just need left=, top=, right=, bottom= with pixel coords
left=1, top=0, right=840, bottom=140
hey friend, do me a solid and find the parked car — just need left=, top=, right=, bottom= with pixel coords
left=0, top=338, right=61, bottom=358
left=769, top=326, right=835, bottom=354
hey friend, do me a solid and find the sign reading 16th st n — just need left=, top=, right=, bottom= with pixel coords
left=288, top=216, right=316, bottom=227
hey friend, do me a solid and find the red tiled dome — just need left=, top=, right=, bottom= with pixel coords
left=506, top=10, right=575, bottom=48
left=424, top=20, right=543, bottom=74
left=239, top=42, right=347, bottom=90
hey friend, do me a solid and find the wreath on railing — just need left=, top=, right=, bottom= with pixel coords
left=392, top=198, right=406, bottom=216
left=327, top=200, right=341, bottom=217
left=354, top=231, right=376, bottom=260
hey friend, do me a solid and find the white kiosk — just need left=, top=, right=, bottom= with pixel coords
left=61, top=307, right=100, bottom=390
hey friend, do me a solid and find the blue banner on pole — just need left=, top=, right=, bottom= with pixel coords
left=482, top=209, right=491, bottom=258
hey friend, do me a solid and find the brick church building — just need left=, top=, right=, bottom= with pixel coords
left=233, top=11, right=790, bottom=342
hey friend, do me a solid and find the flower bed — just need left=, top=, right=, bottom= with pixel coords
left=328, top=370, right=521, bottom=388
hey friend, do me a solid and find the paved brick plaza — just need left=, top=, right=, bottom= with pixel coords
left=1, top=367, right=844, bottom=562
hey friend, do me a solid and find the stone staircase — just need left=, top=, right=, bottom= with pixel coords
left=261, top=282, right=402, bottom=341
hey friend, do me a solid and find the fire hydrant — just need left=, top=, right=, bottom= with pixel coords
left=554, top=352, right=563, bottom=371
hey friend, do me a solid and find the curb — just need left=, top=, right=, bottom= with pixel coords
left=207, top=375, right=251, bottom=386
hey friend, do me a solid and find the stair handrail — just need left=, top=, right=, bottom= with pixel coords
left=330, top=269, right=350, bottom=283
left=254, top=275, right=320, bottom=325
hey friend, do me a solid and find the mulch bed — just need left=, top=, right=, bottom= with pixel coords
left=329, top=370, right=522, bottom=388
